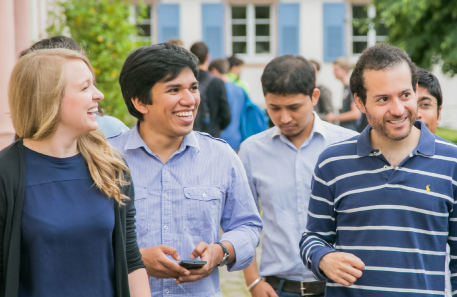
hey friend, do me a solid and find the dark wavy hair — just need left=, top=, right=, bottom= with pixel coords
left=350, top=43, right=418, bottom=105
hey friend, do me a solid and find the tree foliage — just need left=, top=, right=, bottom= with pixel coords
left=372, top=0, right=457, bottom=76
left=48, top=0, right=147, bottom=126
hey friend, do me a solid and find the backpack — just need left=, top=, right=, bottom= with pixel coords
left=194, top=73, right=215, bottom=133
left=240, top=91, right=269, bottom=141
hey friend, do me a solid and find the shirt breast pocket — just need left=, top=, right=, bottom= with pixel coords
left=134, top=186, right=149, bottom=238
left=183, top=187, right=221, bottom=236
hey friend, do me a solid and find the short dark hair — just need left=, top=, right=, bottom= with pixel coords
left=309, top=59, right=320, bottom=72
left=227, top=55, right=244, bottom=69
left=208, top=59, right=229, bottom=74
left=189, top=41, right=208, bottom=65
left=261, top=55, right=315, bottom=97
left=119, top=43, right=199, bottom=121
left=350, top=43, right=418, bottom=105
left=20, top=36, right=83, bottom=58
left=418, top=68, right=443, bottom=108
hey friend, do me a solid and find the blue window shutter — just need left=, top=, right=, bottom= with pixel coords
left=158, top=4, right=180, bottom=43
left=278, top=3, right=300, bottom=56
left=323, top=3, right=346, bottom=62
left=202, top=4, right=225, bottom=59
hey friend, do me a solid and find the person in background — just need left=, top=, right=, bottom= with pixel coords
left=240, top=55, right=357, bottom=297
left=227, top=55, right=250, bottom=95
left=301, top=43, right=457, bottom=296
left=1, top=48, right=149, bottom=297
left=166, top=38, right=184, bottom=47
left=189, top=42, right=231, bottom=138
left=309, top=60, right=334, bottom=120
left=208, top=58, right=245, bottom=151
left=325, top=57, right=361, bottom=131
left=417, top=68, right=443, bottom=134
left=416, top=68, right=450, bottom=297
left=110, top=43, right=262, bottom=296
left=18, top=36, right=130, bottom=139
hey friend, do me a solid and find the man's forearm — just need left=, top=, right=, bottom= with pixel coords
left=219, top=225, right=262, bottom=271
left=243, top=251, right=260, bottom=286
left=213, top=240, right=236, bottom=264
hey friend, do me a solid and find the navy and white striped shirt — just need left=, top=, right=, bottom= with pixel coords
left=300, top=121, right=457, bottom=296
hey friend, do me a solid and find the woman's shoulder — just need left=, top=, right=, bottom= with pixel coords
left=0, top=141, right=22, bottom=168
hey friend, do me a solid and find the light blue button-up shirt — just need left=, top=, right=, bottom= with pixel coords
left=109, top=125, right=262, bottom=297
left=238, top=113, right=357, bottom=281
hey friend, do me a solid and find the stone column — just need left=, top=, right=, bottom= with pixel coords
left=0, top=0, right=16, bottom=150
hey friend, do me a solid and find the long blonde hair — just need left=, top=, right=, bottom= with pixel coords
left=9, top=48, right=129, bottom=204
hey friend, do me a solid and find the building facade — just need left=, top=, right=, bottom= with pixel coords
left=0, top=0, right=48, bottom=150
left=1, top=0, right=457, bottom=150
left=134, top=0, right=457, bottom=128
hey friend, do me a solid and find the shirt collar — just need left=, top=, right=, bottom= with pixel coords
left=357, top=120, right=435, bottom=157
left=124, top=123, right=200, bottom=154
left=271, top=112, right=326, bottom=147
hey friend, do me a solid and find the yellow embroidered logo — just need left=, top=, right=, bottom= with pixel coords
left=426, top=185, right=430, bottom=192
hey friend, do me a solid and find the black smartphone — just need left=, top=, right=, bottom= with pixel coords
left=178, top=260, right=207, bottom=269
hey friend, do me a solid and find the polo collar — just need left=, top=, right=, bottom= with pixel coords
left=124, top=123, right=200, bottom=154
left=357, top=120, right=435, bottom=157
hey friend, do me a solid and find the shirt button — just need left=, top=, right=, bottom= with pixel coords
left=164, top=225, right=169, bottom=230
left=301, top=205, right=305, bottom=209
left=164, top=165, right=167, bottom=168
left=299, top=179, right=303, bottom=183
left=298, top=153, right=301, bottom=156
left=202, top=193, right=207, bottom=198
left=165, top=290, right=169, bottom=294
left=383, top=165, right=388, bottom=169
left=163, top=194, right=168, bottom=199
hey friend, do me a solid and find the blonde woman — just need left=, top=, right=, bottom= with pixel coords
left=0, top=49, right=150, bottom=297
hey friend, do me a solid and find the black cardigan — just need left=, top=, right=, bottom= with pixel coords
left=0, top=140, right=145, bottom=297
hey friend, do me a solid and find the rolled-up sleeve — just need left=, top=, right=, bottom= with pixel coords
left=219, top=149, right=263, bottom=271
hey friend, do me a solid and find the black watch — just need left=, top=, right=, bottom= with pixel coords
left=214, top=242, right=230, bottom=267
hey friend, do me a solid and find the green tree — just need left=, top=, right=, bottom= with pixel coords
left=371, top=0, right=457, bottom=76
left=48, top=0, right=147, bottom=126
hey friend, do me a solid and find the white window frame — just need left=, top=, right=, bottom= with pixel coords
left=227, top=4, right=276, bottom=63
left=349, top=3, right=388, bottom=63
left=131, top=4, right=154, bottom=44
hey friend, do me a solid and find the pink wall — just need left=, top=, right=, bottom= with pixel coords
left=0, top=0, right=17, bottom=150
left=0, top=0, right=32, bottom=150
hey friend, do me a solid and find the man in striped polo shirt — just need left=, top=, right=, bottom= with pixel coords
left=300, top=43, right=457, bottom=296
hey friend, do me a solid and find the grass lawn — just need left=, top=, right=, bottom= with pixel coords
left=436, top=127, right=457, bottom=143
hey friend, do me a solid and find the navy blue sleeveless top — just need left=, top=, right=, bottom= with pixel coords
left=19, top=147, right=115, bottom=297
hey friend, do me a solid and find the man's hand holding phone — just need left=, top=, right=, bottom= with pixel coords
left=174, top=242, right=224, bottom=284
left=319, top=252, right=365, bottom=286
left=140, top=245, right=190, bottom=279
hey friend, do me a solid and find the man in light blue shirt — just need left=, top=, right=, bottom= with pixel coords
left=109, top=43, right=262, bottom=297
left=239, top=55, right=357, bottom=297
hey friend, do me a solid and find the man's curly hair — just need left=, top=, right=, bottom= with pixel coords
left=350, top=43, right=418, bottom=105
